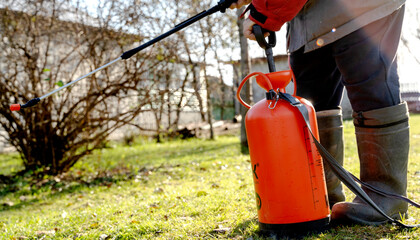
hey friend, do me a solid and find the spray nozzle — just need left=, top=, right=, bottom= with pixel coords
left=10, top=104, right=21, bottom=111
left=10, top=98, right=41, bottom=111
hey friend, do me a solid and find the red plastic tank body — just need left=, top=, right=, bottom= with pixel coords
left=237, top=70, right=330, bottom=235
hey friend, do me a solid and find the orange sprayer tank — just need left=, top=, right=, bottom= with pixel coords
left=237, top=70, right=330, bottom=236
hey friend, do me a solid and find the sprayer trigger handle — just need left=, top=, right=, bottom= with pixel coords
left=217, top=0, right=238, bottom=12
left=252, top=25, right=276, bottom=50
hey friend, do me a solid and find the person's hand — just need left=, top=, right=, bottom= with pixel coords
left=243, top=18, right=270, bottom=41
left=228, top=0, right=270, bottom=41
left=229, top=0, right=252, bottom=9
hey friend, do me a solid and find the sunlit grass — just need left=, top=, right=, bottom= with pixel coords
left=0, top=153, right=23, bottom=176
left=0, top=115, right=419, bottom=239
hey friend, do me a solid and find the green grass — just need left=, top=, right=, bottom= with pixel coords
left=0, top=115, right=419, bottom=239
left=0, top=153, right=23, bottom=176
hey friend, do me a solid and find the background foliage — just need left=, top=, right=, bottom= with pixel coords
left=0, top=0, right=238, bottom=174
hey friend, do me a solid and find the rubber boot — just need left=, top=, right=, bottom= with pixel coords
left=331, top=102, right=409, bottom=226
left=317, top=109, right=346, bottom=208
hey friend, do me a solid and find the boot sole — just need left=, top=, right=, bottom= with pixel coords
left=331, top=212, right=408, bottom=227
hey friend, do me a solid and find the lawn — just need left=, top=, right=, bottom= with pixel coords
left=0, top=115, right=419, bottom=239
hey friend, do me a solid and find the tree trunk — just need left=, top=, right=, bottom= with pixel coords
left=231, top=59, right=240, bottom=116
left=203, top=69, right=214, bottom=140
left=237, top=7, right=252, bottom=153
left=214, top=49, right=226, bottom=121
left=173, top=66, right=190, bottom=129
left=192, top=64, right=206, bottom=122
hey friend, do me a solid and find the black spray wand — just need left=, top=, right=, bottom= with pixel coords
left=10, top=0, right=236, bottom=111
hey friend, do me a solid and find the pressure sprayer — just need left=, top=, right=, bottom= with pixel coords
left=237, top=25, right=420, bottom=237
left=9, top=0, right=236, bottom=111
left=7, top=0, right=419, bottom=235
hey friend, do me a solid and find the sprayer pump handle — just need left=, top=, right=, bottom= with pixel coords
left=252, top=25, right=276, bottom=50
left=253, top=25, right=277, bottom=72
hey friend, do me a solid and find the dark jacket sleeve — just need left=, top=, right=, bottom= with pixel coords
left=249, top=0, right=308, bottom=31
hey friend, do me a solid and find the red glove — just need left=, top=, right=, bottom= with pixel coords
left=248, top=0, right=308, bottom=31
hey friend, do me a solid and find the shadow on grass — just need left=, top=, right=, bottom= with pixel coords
left=203, top=218, right=263, bottom=239
left=0, top=156, right=221, bottom=212
left=0, top=162, right=162, bottom=212
left=0, top=139, right=241, bottom=212
left=0, top=169, right=135, bottom=212
left=226, top=218, right=380, bottom=240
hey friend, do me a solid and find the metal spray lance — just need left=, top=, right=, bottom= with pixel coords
left=9, top=0, right=237, bottom=111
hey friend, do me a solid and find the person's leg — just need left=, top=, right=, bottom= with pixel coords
left=332, top=103, right=409, bottom=225
left=290, top=46, right=346, bottom=208
left=331, top=6, right=404, bottom=112
left=316, top=108, right=346, bottom=207
left=330, top=6, right=408, bottom=225
left=290, top=45, right=344, bottom=112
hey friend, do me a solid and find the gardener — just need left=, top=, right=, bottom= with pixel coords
left=230, top=0, right=409, bottom=226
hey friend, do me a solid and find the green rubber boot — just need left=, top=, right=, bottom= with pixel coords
left=317, top=109, right=346, bottom=208
left=331, top=102, right=410, bottom=225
